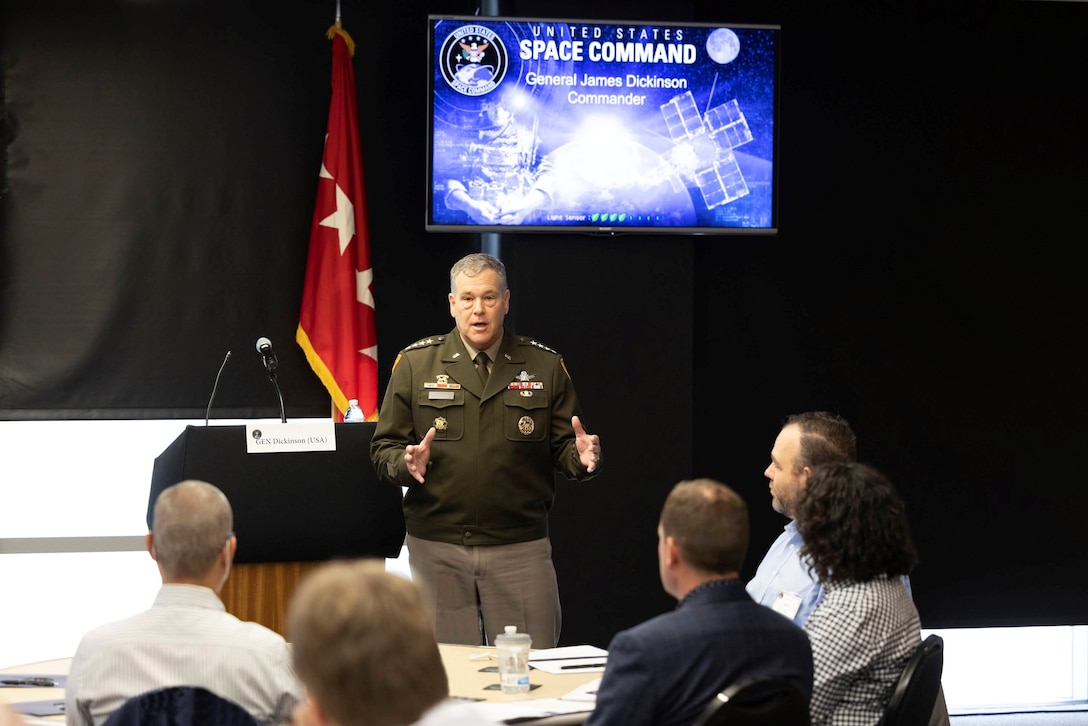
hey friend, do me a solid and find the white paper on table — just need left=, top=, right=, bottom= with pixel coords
left=561, top=677, right=602, bottom=703
left=528, top=645, right=608, bottom=674
left=474, top=698, right=594, bottom=721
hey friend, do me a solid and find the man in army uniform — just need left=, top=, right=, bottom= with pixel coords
left=370, top=253, right=602, bottom=648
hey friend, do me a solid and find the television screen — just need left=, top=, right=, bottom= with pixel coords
left=427, top=15, right=781, bottom=235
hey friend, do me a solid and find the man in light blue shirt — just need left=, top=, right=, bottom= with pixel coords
left=746, top=519, right=824, bottom=625
left=746, top=412, right=855, bottom=624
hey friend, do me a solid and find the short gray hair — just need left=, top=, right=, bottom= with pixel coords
left=151, top=480, right=233, bottom=579
left=450, top=253, right=507, bottom=294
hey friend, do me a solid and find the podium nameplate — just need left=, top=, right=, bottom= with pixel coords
left=245, top=421, right=336, bottom=453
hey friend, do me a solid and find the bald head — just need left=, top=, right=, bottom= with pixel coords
left=150, top=480, right=234, bottom=581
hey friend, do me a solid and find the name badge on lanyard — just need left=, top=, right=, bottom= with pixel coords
left=772, top=590, right=803, bottom=620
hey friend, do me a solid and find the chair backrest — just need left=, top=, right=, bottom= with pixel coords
left=879, top=634, right=945, bottom=726
left=102, top=686, right=262, bottom=726
left=692, top=677, right=810, bottom=726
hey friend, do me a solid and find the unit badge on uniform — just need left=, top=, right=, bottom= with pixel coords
left=518, top=416, right=535, bottom=436
left=433, top=416, right=449, bottom=432
left=425, top=374, right=461, bottom=390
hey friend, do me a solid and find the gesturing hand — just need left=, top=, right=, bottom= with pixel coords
left=405, top=427, right=436, bottom=483
left=572, top=415, right=602, bottom=473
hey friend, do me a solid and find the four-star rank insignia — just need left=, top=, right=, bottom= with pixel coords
left=405, top=336, right=443, bottom=351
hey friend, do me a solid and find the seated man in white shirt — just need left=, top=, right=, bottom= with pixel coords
left=286, top=559, right=499, bottom=726
left=65, top=480, right=302, bottom=726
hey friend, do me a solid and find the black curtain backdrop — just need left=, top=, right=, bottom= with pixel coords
left=1, top=0, right=1085, bottom=640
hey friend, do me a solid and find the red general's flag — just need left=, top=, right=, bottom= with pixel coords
left=296, top=24, right=378, bottom=421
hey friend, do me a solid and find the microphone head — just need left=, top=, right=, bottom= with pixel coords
left=256, top=337, right=273, bottom=354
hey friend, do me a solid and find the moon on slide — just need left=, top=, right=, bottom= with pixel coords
left=706, top=28, right=740, bottom=64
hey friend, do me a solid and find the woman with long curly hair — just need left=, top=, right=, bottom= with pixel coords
left=796, top=461, right=921, bottom=725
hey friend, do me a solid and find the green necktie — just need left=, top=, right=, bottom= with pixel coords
left=475, top=352, right=490, bottom=386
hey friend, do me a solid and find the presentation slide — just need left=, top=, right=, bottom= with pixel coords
left=428, top=17, right=779, bottom=234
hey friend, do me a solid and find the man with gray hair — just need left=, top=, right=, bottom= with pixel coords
left=371, top=252, right=602, bottom=648
left=65, top=480, right=302, bottom=725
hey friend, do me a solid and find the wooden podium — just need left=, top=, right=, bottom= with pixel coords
left=148, top=423, right=405, bottom=635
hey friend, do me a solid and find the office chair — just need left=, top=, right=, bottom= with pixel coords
left=692, top=677, right=810, bottom=726
left=879, top=634, right=945, bottom=726
left=102, top=686, right=262, bottom=726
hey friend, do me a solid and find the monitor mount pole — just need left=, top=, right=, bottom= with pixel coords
left=478, top=0, right=503, bottom=262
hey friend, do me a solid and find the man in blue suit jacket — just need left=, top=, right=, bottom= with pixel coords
left=585, top=479, right=813, bottom=726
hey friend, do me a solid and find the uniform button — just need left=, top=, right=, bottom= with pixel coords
left=465, top=531, right=473, bottom=539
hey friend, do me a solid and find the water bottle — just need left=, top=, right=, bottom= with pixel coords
left=495, top=625, right=532, bottom=694
left=344, top=399, right=365, bottom=423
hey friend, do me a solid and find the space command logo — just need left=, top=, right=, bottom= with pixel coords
left=439, top=24, right=508, bottom=96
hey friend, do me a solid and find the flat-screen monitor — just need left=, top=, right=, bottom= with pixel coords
left=427, top=15, right=781, bottom=235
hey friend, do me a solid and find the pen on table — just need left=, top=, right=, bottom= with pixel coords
left=560, top=663, right=606, bottom=670
left=1, top=677, right=57, bottom=686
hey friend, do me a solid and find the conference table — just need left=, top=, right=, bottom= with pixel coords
left=0, top=644, right=600, bottom=725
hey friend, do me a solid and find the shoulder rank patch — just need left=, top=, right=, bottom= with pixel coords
left=519, top=337, right=559, bottom=356
left=404, top=335, right=445, bottom=352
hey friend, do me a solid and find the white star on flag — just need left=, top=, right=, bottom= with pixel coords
left=320, top=180, right=356, bottom=255
left=356, top=267, right=374, bottom=309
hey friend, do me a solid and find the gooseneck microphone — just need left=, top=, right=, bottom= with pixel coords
left=255, top=336, right=287, bottom=423
left=256, top=337, right=277, bottom=372
left=204, top=350, right=232, bottom=426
